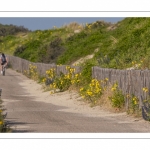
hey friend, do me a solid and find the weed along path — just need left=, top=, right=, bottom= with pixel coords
left=1, top=68, right=150, bottom=133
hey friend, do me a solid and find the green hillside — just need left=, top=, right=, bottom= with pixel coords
left=0, top=17, right=150, bottom=70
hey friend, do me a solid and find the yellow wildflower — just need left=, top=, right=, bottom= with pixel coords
left=143, top=87, right=148, bottom=92
left=87, top=91, right=93, bottom=96
left=105, top=78, right=108, bottom=81
left=77, top=80, right=80, bottom=83
left=75, top=74, right=79, bottom=77
left=82, top=96, right=85, bottom=99
left=80, top=88, right=84, bottom=91
left=111, top=87, right=116, bottom=91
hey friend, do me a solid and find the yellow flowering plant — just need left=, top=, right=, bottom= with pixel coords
left=43, top=68, right=56, bottom=86
left=54, top=72, right=72, bottom=92
left=111, top=82, right=118, bottom=91
left=109, top=82, right=125, bottom=109
left=50, top=66, right=81, bottom=92
left=24, top=64, right=39, bottom=81
left=143, top=87, right=149, bottom=93
left=79, top=78, right=103, bottom=103
left=127, top=94, right=140, bottom=115
left=0, top=99, right=10, bottom=132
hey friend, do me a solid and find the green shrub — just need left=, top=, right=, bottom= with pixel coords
left=79, top=78, right=104, bottom=104
left=14, top=45, right=27, bottom=55
left=80, top=59, right=96, bottom=84
left=127, top=94, right=140, bottom=115
left=38, top=37, right=65, bottom=63
left=39, top=66, right=81, bottom=93
left=109, top=83, right=125, bottom=109
left=24, top=64, right=39, bottom=81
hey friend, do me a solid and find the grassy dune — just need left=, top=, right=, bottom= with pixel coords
left=0, top=17, right=150, bottom=70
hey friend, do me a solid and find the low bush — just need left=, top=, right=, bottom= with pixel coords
left=0, top=99, right=11, bottom=132
left=108, top=83, right=125, bottom=110
left=23, top=64, right=39, bottom=81
left=79, top=78, right=104, bottom=104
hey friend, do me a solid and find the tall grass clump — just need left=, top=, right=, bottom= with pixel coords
left=63, top=22, right=84, bottom=31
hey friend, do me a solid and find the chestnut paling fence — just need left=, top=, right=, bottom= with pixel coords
left=92, top=66, right=150, bottom=107
left=92, top=66, right=150, bottom=120
left=7, top=55, right=81, bottom=76
left=7, top=55, right=150, bottom=120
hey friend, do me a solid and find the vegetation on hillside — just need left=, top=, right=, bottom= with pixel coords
left=1, top=18, right=150, bottom=70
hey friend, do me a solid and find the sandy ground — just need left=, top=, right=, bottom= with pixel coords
left=18, top=79, right=139, bottom=119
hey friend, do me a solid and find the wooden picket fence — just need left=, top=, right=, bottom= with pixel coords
left=7, top=55, right=81, bottom=76
left=92, top=66, right=150, bottom=109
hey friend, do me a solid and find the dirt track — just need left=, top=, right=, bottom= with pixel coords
left=1, top=68, right=150, bottom=133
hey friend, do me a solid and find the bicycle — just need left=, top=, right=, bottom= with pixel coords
left=1, top=64, right=6, bottom=76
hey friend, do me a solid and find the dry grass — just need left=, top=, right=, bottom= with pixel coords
left=107, top=24, right=117, bottom=31
left=64, top=22, right=84, bottom=31
left=68, top=83, right=126, bottom=113
left=97, top=85, right=114, bottom=111
left=110, top=35, right=118, bottom=45
left=16, top=32, right=28, bottom=38
left=97, top=84, right=126, bottom=113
